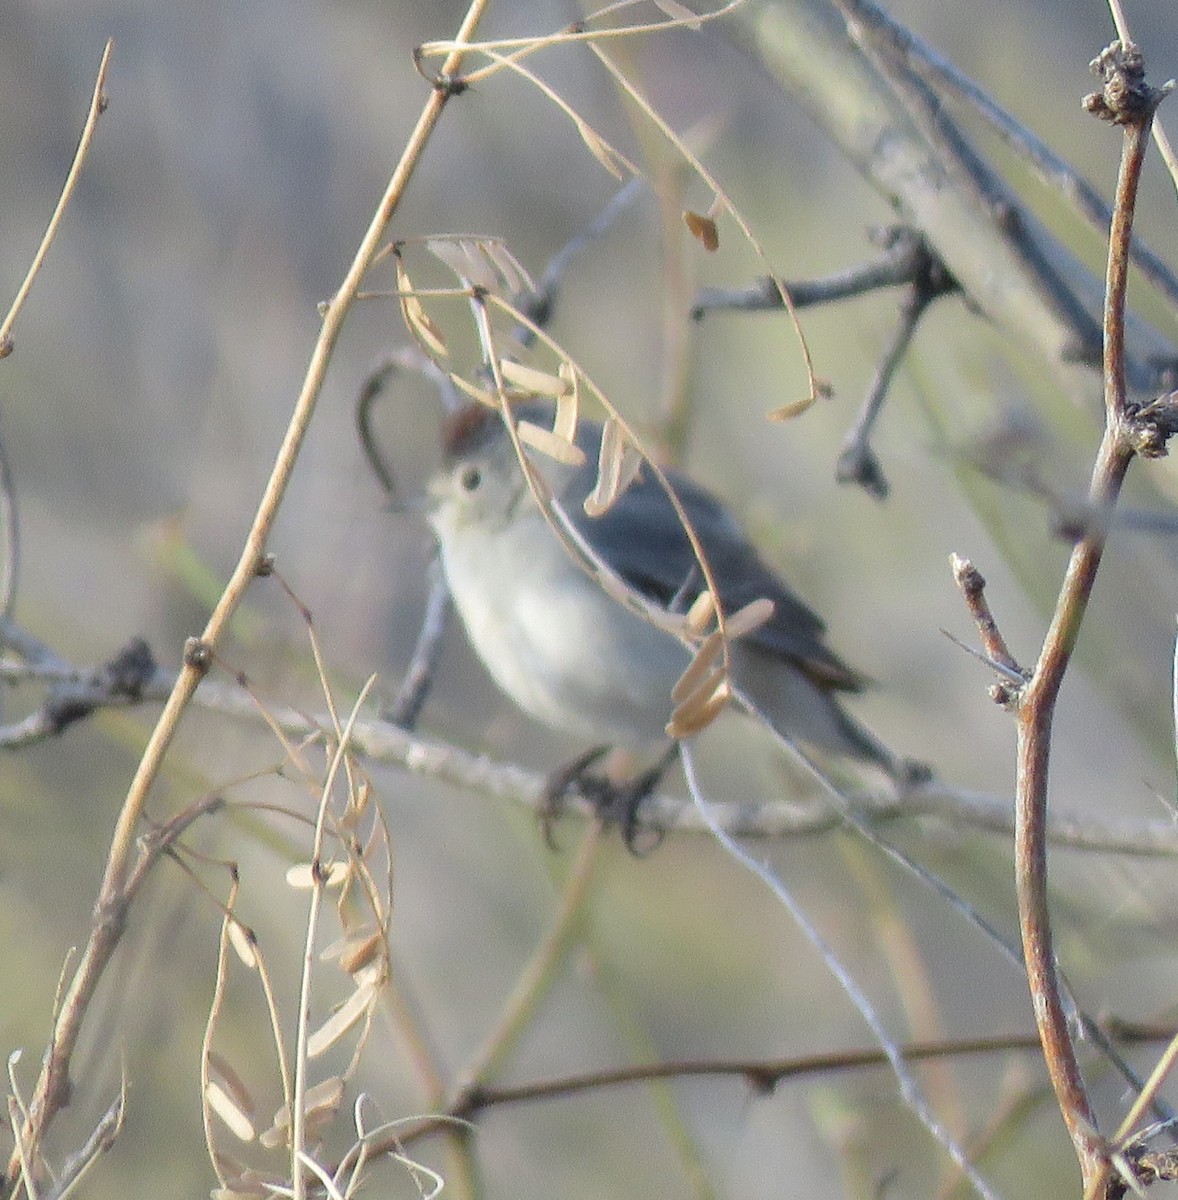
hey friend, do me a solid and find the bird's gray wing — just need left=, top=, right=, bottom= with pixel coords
left=561, top=457, right=865, bottom=692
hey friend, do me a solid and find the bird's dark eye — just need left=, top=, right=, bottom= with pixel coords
left=458, top=464, right=482, bottom=493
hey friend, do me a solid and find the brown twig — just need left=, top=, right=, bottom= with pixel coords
left=373, top=1023, right=1177, bottom=1150
left=2, top=4, right=489, bottom=1186
left=694, top=227, right=958, bottom=497
left=1014, top=42, right=1169, bottom=1188
left=836, top=234, right=957, bottom=497
left=950, top=555, right=1026, bottom=695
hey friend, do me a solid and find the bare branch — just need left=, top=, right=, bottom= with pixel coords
left=1015, top=40, right=1172, bottom=1187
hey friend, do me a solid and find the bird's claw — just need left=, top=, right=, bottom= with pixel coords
left=540, top=745, right=674, bottom=855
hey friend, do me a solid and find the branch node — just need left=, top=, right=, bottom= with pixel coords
left=412, top=46, right=470, bottom=97
left=1125, top=392, right=1178, bottom=459
left=835, top=438, right=888, bottom=499
left=1084, top=41, right=1168, bottom=125
left=988, top=682, right=1020, bottom=711
left=183, top=637, right=212, bottom=673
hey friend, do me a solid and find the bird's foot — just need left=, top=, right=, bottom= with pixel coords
left=541, top=745, right=675, bottom=855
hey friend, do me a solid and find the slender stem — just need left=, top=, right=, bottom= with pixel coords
left=1014, top=100, right=1153, bottom=1187
left=379, top=1023, right=1177, bottom=1149
left=0, top=41, right=112, bottom=355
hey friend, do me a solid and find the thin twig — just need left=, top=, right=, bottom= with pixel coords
left=0, top=636, right=160, bottom=749
left=42, top=1084, right=125, bottom=1200
left=1015, top=43, right=1165, bottom=1187
left=0, top=41, right=112, bottom=357
left=512, top=175, right=647, bottom=345
left=836, top=238, right=957, bottom=497
left=374, top=1022, right=1176, bottom=1150
left=691, top=746, right=998, bottom=1198
left=832, top=0, right=1104, bottom=364
left=4, top=620, right=1178, bottom=858
left=950, top=555, right=1025, bottom=681
left=691, top=225, right=947, bottom=317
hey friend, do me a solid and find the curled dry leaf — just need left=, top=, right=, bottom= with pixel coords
left=666, top=673, right=732, bottom=738
left=767, top=393, right=817, bottom=421
left=338, top=931, right=385, bottom=977
left=395, top=258, right=447, bottom=359
left=683, top=209, right=719, bottom=252
left=554, top=367, right=580, bottom=441
left=583, top=417, right=643, bottom=517
left=481, top=240, right=532, bottom=295
left=206, top=1082, right=257, bottom=1143
left=672, top=597, right=774, bottom=704
left=210, top=1150, right=260, bottom=1188
left=302, top=1077, right=347, bottom=1140
left=426, top=237, right=499, bottom=292
left=671, top=630, right=726, bottom=704
left=516, top=420, right=587, bottom=466
left=227, top=920, right=257, bottom=970
left=724, top=597, right=776, bottom=640
left=575, top=115, right=625, bottom=180
left=499, top=357, right=573, bottom=398
left=285, top=861, right=350, bottom=890
left=307, top=975, right=380, bottom=1058
left=319, top=927, right=374, bottom=962
left=685, top=589, right=717, bottom=635
left=262, top=1077, right=346, bottom=1150
left=208, top=1052, right=257, bottom=1123
left=341, top=779, right=373, bottom=829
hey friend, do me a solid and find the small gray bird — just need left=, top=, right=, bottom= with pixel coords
left=426, top=403, right=920, bottom=834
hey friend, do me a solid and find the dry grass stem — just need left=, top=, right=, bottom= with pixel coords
left=0, top=40, right=112, bottom=357
left=6, top=2, right=488, bottom=1182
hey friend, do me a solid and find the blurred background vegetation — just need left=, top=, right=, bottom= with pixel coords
left=2, top=1, right=1178, bottom=1196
